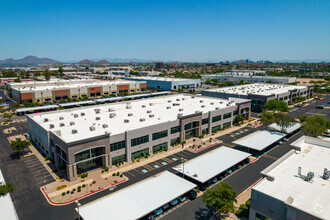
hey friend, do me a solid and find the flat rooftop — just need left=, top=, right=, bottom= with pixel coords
left=0, top=170, right=19, bottom=220
left=29, top=94, right=236, bottom=143
left=268, top=122, right=301, bottom=134
left=126, top=76, right=200, bottom=82
left=233, top=130, right=286, bottom=151
left=172, top=146, right=251, bottom=183
left=207, top=83, right=307, bottom=96
left=211, top=74, right=295, bottom=80
left=10, top=79, right=142, bottom=92
left=77, top=171, right=196, bottom=220
left=254, top=136, right=330, bottom=219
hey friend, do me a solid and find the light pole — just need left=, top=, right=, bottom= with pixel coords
left=181, top=157, right=187, bottom=179
left=75, top=200, right=81, bottom=220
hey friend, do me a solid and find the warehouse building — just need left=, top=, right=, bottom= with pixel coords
left=123, top=76, right=201, bottom=90
left=202, top=83, right=313, bottom=112
left=27, top=94, right=250, bottom=181
left=201, top=74, right=296, bottom=84
left=249, top=136, right=330, bottom=220
left=9, top=79, right=147, bottom=103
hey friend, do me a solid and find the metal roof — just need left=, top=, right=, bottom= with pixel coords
left=172, top=146, right=250, bottom=183
left=16, top=105, right=58, bottom=112
left=0, top=170, right=19, bottom=220
left=77, top=171, right=196, bottom=220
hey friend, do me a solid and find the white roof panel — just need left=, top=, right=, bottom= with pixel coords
left=78, top=171, right=196, bottom=220
left=0, top=170, right=19, bottom=220
left=172, top=146, right=250, bottom=183
left=233, top=130, right=286, bottom=151
left=268, top=122, right=301, bottom=134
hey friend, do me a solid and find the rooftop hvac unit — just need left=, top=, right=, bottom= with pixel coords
left=173, top=103, right=180, bottom=106
left=179, top=108, right=184, bottom=111
left=215, top=107, right=220, bottom=110
left=109, top=113, right=116, bottom=118
left=81, top=112, right=85, bottom=116
left=147, top=110, right=152, bottom=113
left=322, top=168, right=330, bottom=180
left=96, top=117, right=101, bottom=120
left=298, top=167, right=314, bottom=182
left=149, top=103, right=155, bottom=106
left=49, top=124, right=54, bottom=129
left=182, top=98, right=185, bottom=100
left=108, top=108, right=115, bottom=112
left=177, top=113, right=183, bottom=117
left=201, top=105, right=205, bottom=108
left=168, top=100, right=172, bottom=103
left=102, top=124, right=108, bottom=128
left=60, top=123, right=65, bottom=127
left=90, top=126, right=96, bottom=131
left=124, top=119, right=129, bottom=123
left=59, top=116, right=64, bottom=120
left=128, top=113, right=133, bottom=116
left=74, top=114, right=78, bottom=118
left=149, top=114, right=154, bottom=118
left=176, top=98, right=180, bottom=101
left=167, top=106, right=171, bottom=109
left=191, top=96, right=195, bottom=99
left=126, top=105, right=132, bottom=109
left=200, top=100, right=204, bottom=103
left=94, top=109, right=101, bottom=114
left=210, top=102, right=214, bottom=105
left=142, top=105, right=146, bottom=108
left=140, top=118, right=145, bottom=122
left=72, top=129, right=78, bottom=134
left=70, top=121, right=75, bottom=126
left=44, top=118, right=49, bottom=122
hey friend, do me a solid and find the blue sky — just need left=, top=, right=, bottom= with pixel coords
left=0, top=0, right=329, bottom=62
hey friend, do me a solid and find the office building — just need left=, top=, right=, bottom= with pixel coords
left=201, top=74, right=296, bottom=84
left=27, top=94, right=250, bottom=181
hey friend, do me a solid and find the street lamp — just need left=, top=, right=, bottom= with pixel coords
left=75, top=200, right=81, bottom=220
left=181, top=157, right=187, bottom=179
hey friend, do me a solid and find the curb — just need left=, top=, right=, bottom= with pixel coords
left=196, top=142, right=219, bottom=153
left=236, top=177, right=263, bottom=200
left=250, top=157, right=260, bottom=163
left=41, top=187, right=104, bottom=206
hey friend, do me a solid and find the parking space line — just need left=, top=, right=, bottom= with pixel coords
left=163, top=158, right=173, bottom=163
left=133, top=168, right=144, bottom=174
left=143, top=164, right=154, bottom=171
left=126, top=171, right=136, bottom=177
left=153, top=161, right=163, bottom=166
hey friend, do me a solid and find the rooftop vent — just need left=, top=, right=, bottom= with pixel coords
left=191, top=96, right=195, bottom=99
left=109, top=113, right=116, bottom=118
left=179, top=108, right=184, bottom=111
left=298, top=167, right=314, bottom=182
left=49, top=124, right=54, bottom=129
left=102, top=124, right=108, bottom=128
left=177, top=113, right=183, bottom=117
left=149, top=114, right=154, bottom=118
left=59, top=116, right=64, bottom=120
left=44, top=118, right=49, bottom=122
left=176, top=98, right=180, bottom=101
left=90, top=126, right=96, bottom=131
left=60, top=123, right=65, bottom=127
left=201, top=105, right=205, bottom=108
left=126, top=105, right=132, bottom=109
left=149, top=103, right=155, bottom=106
left=74, top=114, right=78, bottom=118
left=96, top=117, right=101, bottom=120
left=147, top=110, right=152, bottom=113
left=70, top=121, right=75, bottom=126
left=81, top=112, right=85, bottom=116
left=168, top=100, right=172, bottom=103
left=128, top=113, right=133, bottom=116
left=140, top=118, right=145, bottom=122
left=124, top=119, right=129, bottom=123
left=167, top=106, right=171, bottom=109
left=200, top=100, right=204, bottom=103
left=72, top=129, right=78, bottom=134
left=142, top=105, right=146, bottom=108
left=215, top=107, right=220, bottom=110
left=182, top=98, right=185, bottom=100
left=94, top=109, right=100, bottom=114
left=108, top=108, right=115, bottom=112
left=173, top=103, right=180, bottom=106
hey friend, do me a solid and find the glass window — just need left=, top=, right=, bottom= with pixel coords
left=212, top=115, right=221, bottom=122
left=223, top=112, right=232, bottom=119
left=74, top=146, right=105, bottom=163
left=131, top=135, right=149, bottom=147
left=170, top=126, right=180, bottom=134
left=152, top=142, right=168, bottom=153
left=202, top=128, right=208, bottom=134
left=131, top=148, right=149, bottom=160
left=110, top=141, right=126, bottom=151
left=202, top=118, right=209, bottom=125
left=112, top=154, right=126, bottom=165
left=170, top=137, right=180, bottom=146
left=184, top=121, right=199, bottom=130
left=152, top=130, right=168, bottom=140
left=223, top=122, right=231, bottom=128
left=212, top=125, right=221, bottom=132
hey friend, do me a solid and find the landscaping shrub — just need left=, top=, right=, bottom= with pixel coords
left=82, top=184, right=86, bottom=188
left=66, top=191, right=70, bottom=194
left=116, top=172, right=120, bottom=176
left=136, top=159, right=140, bottom=162
left=101, top=170, right=104, bottom=173
left=90, top=190, right=94, bottom=193
left=120, top=174, right=123, bottom=177
left=56, top=185, right=67, bottom=191
left=62, top=192, right=65, bottom=196
left=112, top=173, right=116, bottom=176
left=77, top=189, right=81, bottom=192
left=104, top=167, right=109, bottom=172
left=93, top=181, right=96, bottom=184
left=71, top=191, right=74, bottom=194
left=44, top=156, right=50, bottom=161
left=73, top=189, right=76, bottom=191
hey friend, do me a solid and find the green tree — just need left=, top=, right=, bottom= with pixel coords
left=0, top=182, right=15, bottom=196
left=264, top=100, right=289, bottom=113
left=43, top=71, right=51, bottom=80
left=14, top=77, right=21, bottom=82
left=233, top=114, right=245, bottom=125
left=274, top=113, right=296, bottom=133
left=303, top=115, right=328, bottom=137
left=259, top=111, right=275, bottom=125
left=58, top=66, right=64, bottom=77
left=202, top=182, right=237, bottom=214
left=10, top=138, right=30, bottom=155
left=13, top=102, right=20, bottom=108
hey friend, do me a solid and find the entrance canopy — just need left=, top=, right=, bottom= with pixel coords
left=233, top=130, right=286, bottom=151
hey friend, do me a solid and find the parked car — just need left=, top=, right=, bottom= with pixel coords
left=294, top=104, right=302, bottom=107
left=154, top=208, right=163, bottom=216
left=211, top=177, right=218, bottom=183
left=178, top=195, right=186, bottom=203
left=226, top=169, right=232, bottom=174
left=244, top=158, right=250, bottom=164
left=170, top=199, right=178, bottom=206
left=163, top=203, right=170, bottom=210
left=187, top=190, right=197, bottom=200
left=236, top=163, right=242, bottom=169
left=148, top=213, right=155, bottom=220
left=316, top=105, right=324, bottom=109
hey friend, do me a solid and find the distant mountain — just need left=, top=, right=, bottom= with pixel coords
left=96, top=59, right=110, bottom=64
left=274, top=59, right=329, bottom=63
left=0, top=55, right=61, bottom=64
left=89, top=58, right=155, bottom=63
left=78, top=59, right=95, bottom=64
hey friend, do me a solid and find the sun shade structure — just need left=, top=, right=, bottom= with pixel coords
left=268, top=122, right=301, bottom=134
left=233, top=130, right=286, bottom=151
left=172, top=146, right=251, bottom=183
left=77, top=171, right=196, bottom=220
left=0, top=170, right=19, bottom=220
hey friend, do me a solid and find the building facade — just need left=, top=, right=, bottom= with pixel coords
left=27, top=94, right=250, bottom=181
left=201, top=74, right=296, bottom=84
left=10, top=79, right=147, bottom=103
